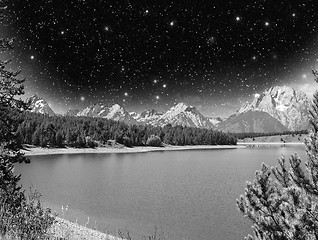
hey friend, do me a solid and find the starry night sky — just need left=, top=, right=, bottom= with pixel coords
left=2, top=0, right=318, bottom=117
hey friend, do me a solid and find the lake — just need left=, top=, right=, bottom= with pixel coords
left=15, top=145, right=307, bottom=240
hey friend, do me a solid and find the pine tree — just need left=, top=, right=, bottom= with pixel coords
left=237, top=70, right=318, bottom=239
left=0, top=6, right=54, bottom=238
left=0, top=7, right=29, bottom=208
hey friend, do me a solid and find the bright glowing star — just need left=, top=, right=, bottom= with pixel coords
left=170, top=21, right=174, bottom=26
left=252, top=56, right=256, bottom=60
left=265, top=22, right=270, bottom=26
left=163, top=84, right=167, bottom=88
left=30, top=55, right=35, bottom=60
left=207, top=36, right=216, bottom=44
left=292, top=13, right=296, bottom=17
left=153, top=79, right=158, bottom=84
left=155, top=95, right=160, bottom=100
left=124, top=92, right=128, bottom=96
left=236, top=16, right=241, bottom=21
left=104, top=26, right=109, bottom=31
left=80, top=96, right=85, bottom=101
left=61, top=31, right=65, bottom=35
left=254, top=93, right=260, bottom=98
left=302, top=74, right=307, bottom=79
left=145, top=10, right=149, bottom=14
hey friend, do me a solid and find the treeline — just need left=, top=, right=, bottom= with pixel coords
left=12, top=110, right=237, bottom=148
left=233, top=130, right=308, bottom=139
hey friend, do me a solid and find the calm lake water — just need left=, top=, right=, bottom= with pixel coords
left=15, top=145, right=306, bottom=240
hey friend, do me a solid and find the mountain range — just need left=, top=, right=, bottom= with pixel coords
left=27, top=85, right=312, bottom=133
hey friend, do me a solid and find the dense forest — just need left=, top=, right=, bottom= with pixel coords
left=12, top=110, right=237, bottom=148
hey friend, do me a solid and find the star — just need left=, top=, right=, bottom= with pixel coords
left=207, top=36, right=216, bottom=45
left=80, top=96, right=85, bottom=101
left=8, top=1, right=318, bottom=118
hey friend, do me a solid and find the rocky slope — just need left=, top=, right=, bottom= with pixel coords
left=237, top=86, right=311, bottom=130
left=28, top=95, right=55, bottom=116
left=217, top=110, right=289, bottom=133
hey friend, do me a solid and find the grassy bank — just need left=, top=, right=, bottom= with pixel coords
left=50, top=217, right=121, bottom=240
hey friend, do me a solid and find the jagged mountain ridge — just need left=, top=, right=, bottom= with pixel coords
left=28, top=95, right=55, bottom=116
left=28, top=85, right=312, bottom=132
left=237, top=86, right=311, bottom=130
left=67, top=103, right=138, bottom=125
left=66, top=102, right=215, bottom=129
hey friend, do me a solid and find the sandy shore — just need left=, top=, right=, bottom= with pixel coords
left=22, top=145, right=242, bottom=156
left=51, top=217, right=121, bottom=240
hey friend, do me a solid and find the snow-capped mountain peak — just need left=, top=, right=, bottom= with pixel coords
left=157, top=103, right=214, bottom=128
left=237, top=86, right=310, bottom=130
left=28, top=94, right=55, bottom=116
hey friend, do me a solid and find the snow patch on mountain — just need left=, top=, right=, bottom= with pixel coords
left=208, top=117, right=223, bottom=126
left=132, top=109, right=163, bottom=125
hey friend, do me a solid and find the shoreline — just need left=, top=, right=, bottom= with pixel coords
left=22, top=145, right=243, bottom=156
left=238, top=142, right=305, bottom=146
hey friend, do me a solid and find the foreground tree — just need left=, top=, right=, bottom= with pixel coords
left=0, top=5, right=28, bottom=213
left=0, top=6, right=54, bottom=238
left=237, top=70, right=318, bottom=239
